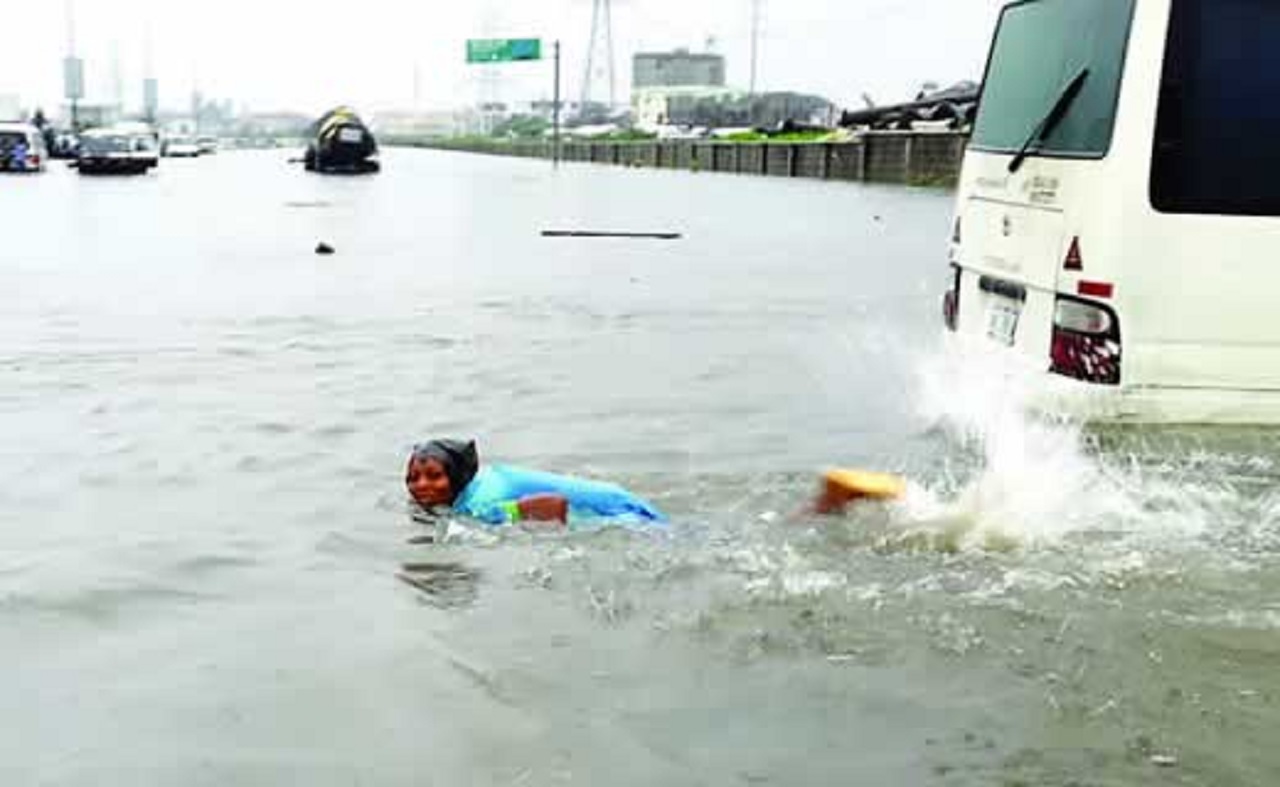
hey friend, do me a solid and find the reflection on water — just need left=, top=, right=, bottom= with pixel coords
left=397, top=561, right=482, bottom=609
left=1, top=150, right=1277, bottom=785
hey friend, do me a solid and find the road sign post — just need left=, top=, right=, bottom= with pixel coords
left=466, top=38, right=542, bottom=64
left=465, top=38, right=559, bottom=168
left=553, top=41, right=561, bottom=168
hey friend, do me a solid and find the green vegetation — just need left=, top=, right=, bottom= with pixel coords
left=584, top=128, right=658, bottom=142
left=491, top=115, right=551, bottom=140
left=419, top=135, right=513, bottom=150
left=906, top=171, right=959, bottom=189
left=718, top=129, right=837, bottom=143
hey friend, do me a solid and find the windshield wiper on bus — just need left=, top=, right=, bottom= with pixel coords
left=1007, top=68, right=1091, bottom=174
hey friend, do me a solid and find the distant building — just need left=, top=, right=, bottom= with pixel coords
left=142, top=79, right=159, bottom=122
left=64, top=101, right=122, bottom=130
left=371, top=109, right=470, bottom=139
left=633, top=86, right=742, bottom=128
left=231, top=112, right=313, bottom=138
left=633, top=87, right=833, bottom=130
left=633, top=49, right=726, bottom=90
left=0, top=94, right=21, bottom=121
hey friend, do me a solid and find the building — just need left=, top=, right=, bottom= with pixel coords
left=633, top=86, right=742, bottom=129
left=229, top=112, right=313, bottom=139
left=370, top=109, right=471, bottom=139
left=633, top=87, right=833, bottom=131
left=632, top=49, right=726, bottom=90
left=63, top=101, right=122, bottom=130
left=0, top=94, right=21, bottom=121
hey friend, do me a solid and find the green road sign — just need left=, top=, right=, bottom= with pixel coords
left=466, top=38, right=542, bottom=64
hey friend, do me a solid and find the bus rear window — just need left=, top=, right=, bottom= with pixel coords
left=971, top=0, right=1135, bottom=157
left=1151, top=0, right=1280, bottom=216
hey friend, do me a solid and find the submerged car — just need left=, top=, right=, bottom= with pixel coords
left=303, top=107, right=379, bottom=174
left=0, top=122, right=48, bottom=173
left=76, top=129, right=157, bottom=175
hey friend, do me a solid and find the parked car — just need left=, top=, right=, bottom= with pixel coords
left=48, top=132, right=79, bottom=159
left=76, top=129, right=155, bottom=175
left=196, top=136, right=218, bottom=155
left=0, top=122, right=48, bottom=173
left=162, top=135, right=201, bottom=157
left=113, top=123, right=160, bottom=169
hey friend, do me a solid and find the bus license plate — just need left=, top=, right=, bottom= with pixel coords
left=985, top=299, right=1021, bottom=346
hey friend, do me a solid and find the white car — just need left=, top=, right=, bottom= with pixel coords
left=0, top=122, right=47, bottom=173
left=163, top=135, right=201, bottom=157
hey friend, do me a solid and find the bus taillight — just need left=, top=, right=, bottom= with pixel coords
left=1050, top=296, right=1121, bottom=385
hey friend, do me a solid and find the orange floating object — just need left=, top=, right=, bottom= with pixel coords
left=814, top=468, right=906, bottom=514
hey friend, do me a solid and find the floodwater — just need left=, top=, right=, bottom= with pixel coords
left=2, top=149, right=1278, bottom=786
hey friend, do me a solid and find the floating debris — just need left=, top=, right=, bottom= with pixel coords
left=397, top=561, right=481, bottom=609
left=541, top=230, right=682, bottom=240
left=314, top=242, right=335, bottom=255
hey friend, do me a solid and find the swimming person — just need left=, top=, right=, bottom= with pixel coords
left=405, top=439, right=666, bottom=528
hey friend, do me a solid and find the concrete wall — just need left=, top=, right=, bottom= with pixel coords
left=408, top=131, right=968, bottom=188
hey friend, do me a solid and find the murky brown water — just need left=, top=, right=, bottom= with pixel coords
left=2, top=149, right=1277, bottom=786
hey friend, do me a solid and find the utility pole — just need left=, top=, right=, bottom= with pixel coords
left=111, top=41, right=124, bottom=117
left=143, top=23, right=158, bottom=126
left=478, top=6, right=501, bottom=135
left=63, top=0, right=82, bottom=131
left=750, top=0, right=762, bottom=96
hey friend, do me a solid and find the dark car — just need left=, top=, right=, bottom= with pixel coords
left=77, top=130, right=155, bottom=175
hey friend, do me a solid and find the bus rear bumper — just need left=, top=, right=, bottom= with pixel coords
left=1029, top=377, right=1280, bottom=426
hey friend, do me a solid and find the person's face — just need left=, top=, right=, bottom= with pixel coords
left=406, top=456, right=453, bottom=507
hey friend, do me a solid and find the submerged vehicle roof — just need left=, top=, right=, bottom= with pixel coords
left=312, top=106, right=370, bottom=134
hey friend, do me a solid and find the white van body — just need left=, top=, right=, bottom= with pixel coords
left=945, top=0, right=1280, bottom=424
left=0, top=122, right=48, bottom=172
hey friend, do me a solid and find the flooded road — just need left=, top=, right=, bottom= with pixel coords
left=2, top=149, right=1278, bottom=785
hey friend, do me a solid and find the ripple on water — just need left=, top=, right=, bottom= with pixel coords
left=3, top=581, right=214, bottom=624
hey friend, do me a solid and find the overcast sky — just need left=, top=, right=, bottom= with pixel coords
left=0, top=0, right=1006, bottom=117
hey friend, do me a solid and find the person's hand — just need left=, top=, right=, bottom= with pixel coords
left=517, top=494, right=569, bottom=526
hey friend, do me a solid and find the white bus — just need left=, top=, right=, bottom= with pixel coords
left=943, top=0, right=1280, bottom=424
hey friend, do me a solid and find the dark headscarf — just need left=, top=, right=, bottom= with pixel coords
left=411, top=439, right=480, bottom=504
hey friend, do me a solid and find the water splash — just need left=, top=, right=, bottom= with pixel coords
left=900, top=337, right=1202, bottom=552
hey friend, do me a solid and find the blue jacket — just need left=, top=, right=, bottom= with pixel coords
left=452, top=464, right=666, bottom=527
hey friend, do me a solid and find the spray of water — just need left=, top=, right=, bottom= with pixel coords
left=899, top=335, right=1205, bottom=552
